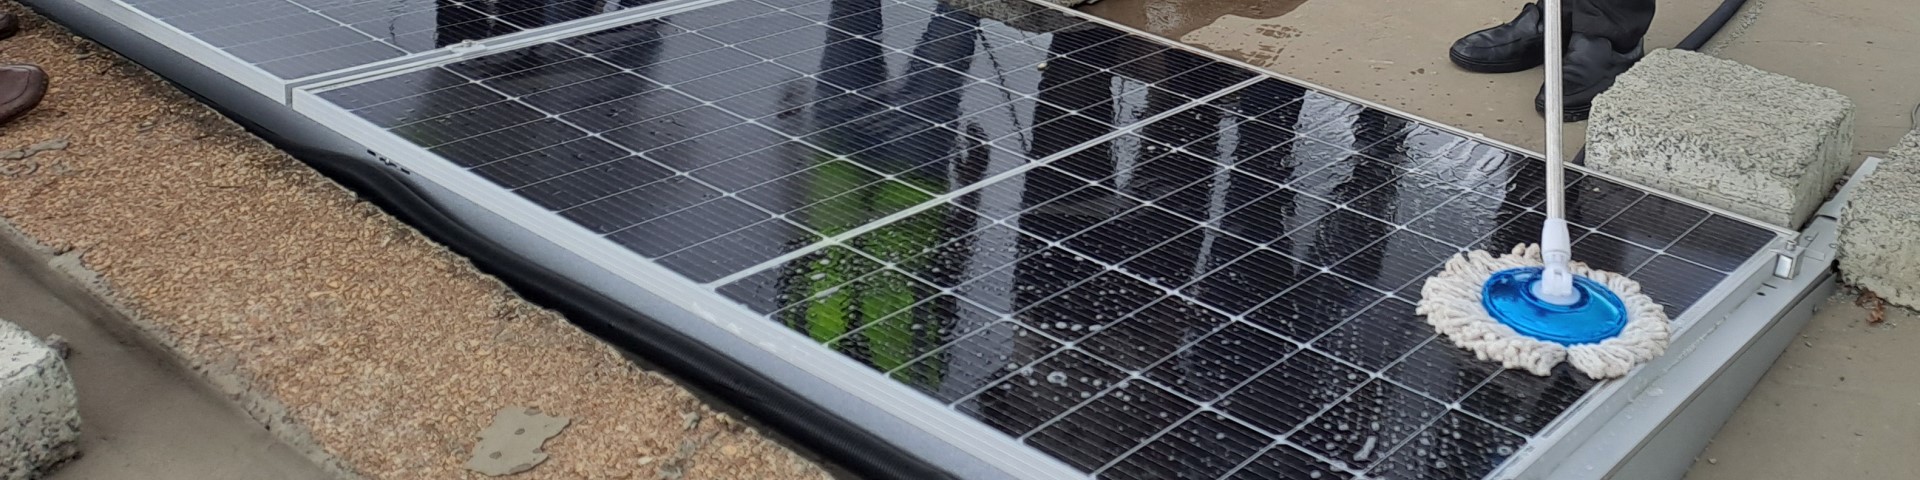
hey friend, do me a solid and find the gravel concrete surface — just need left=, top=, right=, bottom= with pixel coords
left=0, top=2, right=827, bottom=479
left=2, top=227, right=333, bottom=480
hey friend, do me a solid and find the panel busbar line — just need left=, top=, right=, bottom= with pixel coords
left=301, top=0, right=1783, bottom=477
left=118, top=0, right=685, bottom=79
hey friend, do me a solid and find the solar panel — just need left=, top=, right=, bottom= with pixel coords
left=120, top=0, right=678, bottom=79
left=305, top=0, right=1781, bottom=477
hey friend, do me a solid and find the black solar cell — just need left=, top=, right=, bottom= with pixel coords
left=312, top=0, right=1780, bottom=477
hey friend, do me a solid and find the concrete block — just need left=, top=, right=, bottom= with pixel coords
left=1838, top=130, right=1920, bottom=309
left=1587, top=48, right=1854, bottom=230
left=1, top=319, right=80, bottom=480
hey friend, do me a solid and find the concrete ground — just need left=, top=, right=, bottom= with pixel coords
left=1076, top=0, right=1920, bottom=477
left=1090, top=0, right=1920, bottom=166
left=0, top=236, right=332, bottom=479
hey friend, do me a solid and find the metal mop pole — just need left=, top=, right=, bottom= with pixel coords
left=1536, top=0, right=1578, bottom=305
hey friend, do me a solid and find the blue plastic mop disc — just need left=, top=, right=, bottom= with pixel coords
left=1481, top=267, right=1629, bottom=345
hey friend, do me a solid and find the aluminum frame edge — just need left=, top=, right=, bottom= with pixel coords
left=285, top=87, right=1093, bottom=480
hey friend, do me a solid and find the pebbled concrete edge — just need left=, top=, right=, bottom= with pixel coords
left=0, top=217, right=360, bottom=480
left=1838, top=130, right=1920, bottom=309
left=1, top=317, right=79, bottom=479
left=1588, top=48, right=1855, bottom=231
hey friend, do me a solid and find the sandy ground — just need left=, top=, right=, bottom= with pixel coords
left=0, top=2, right=825, bottom=479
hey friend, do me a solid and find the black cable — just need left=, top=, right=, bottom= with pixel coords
left=276, top=143, right=949, bottom=480
left=1676, top=0, right=1752, bottom=51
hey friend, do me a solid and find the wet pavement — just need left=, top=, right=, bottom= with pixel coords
left=1077, top=0, right=1303, bottom=40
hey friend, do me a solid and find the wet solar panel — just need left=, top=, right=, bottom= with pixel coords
left=124, top=0, right=675, bottom=78
left=311, top=0, right=1781, bottom=477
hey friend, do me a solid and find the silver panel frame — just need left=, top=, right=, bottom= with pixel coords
left=290, top=31, right=1788, bottom=480
left=288, top=68, right=1271, bottom=478
left=1004, top=3, right=1814, bottom=477
left=56, top=0, right=290, bottom=100
left=29, top=0, right=1825, bottom=476
left=1519, top=159, right=1867, bottom=480
left=289, top=83, right=1087, bottom=479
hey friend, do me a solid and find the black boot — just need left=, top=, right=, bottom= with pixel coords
left=1534, top=33, right=1644, bottom=121
left=1449, top=3, right=1552, bottom=73
left=0, top=64, right=47, bottom=126
left=0, top=13, right=18, bottom=41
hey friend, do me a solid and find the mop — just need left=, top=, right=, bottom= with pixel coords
left=1416, top=0, right=1669, bottom=380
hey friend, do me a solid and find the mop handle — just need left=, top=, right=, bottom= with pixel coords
left=1544, top=0, right=1565, bottom=219
left=1535, top=0, right=1580, bottom=305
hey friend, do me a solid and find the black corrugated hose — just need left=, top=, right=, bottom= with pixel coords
left=1676, top=0, right=1753, bottom=51
left=276, top=144, right=949, bottom=480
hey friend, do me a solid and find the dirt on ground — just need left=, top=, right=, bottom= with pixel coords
left=0, top=2, right=826, bottom=479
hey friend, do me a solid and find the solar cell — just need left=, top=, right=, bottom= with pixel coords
left=309, top=0, right=1781, bottom=477
left=126, top=0, right=679, bottom=79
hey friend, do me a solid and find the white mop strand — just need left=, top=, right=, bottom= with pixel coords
left=1416, top=244, right=1671, bottom=380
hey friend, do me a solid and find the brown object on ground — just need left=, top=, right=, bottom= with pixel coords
left=1856, top=289, right=1887, bottom=325
left=0, top=2, right=826, bottom=479
left=464, top=407, right=571, bottom=476
left=0, top=64, right=45, bottom=126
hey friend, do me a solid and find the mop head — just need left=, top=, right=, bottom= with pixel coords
left=1417, top=244, right=1670, bottom=380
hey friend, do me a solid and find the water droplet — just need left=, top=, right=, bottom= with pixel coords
left=1046, top=371, right=1068, bottom=384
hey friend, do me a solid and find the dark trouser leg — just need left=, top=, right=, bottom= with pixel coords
left=1567, top=0, right=1655, bottom=49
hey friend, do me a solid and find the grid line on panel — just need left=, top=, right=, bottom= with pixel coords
left=339, top=1, right=1178, bottom=178
left=986, top=199, right=1539, bottom=476
left=308, top=1, right=1784, bottom=477
left=188, top=0, right=402, bottom=52
left=362, top=13, right=868, bottom=146
left=773, top=183, right=1406, bottom=466
left=953, top=230, right=1406, bottom=473
left=705, top=74, right=1270, bottom=286
left=313, top=0, right=1274, bottom=290
left=386, top=46, right=846, bottom=260
left=204, top=2, right=382, bottom=50
left=1445, top=178, right=1750, bottom=279
left=392, top=59, right=780, bottom=150
left=340, top=26, right=708, bottom=116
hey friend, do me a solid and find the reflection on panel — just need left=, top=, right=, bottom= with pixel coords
left=312, top=0, right=1783, bottom=477
left=130, top=0, right=678, bottom=78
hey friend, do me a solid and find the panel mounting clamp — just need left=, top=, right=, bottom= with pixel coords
left=1772, top=233, right=1813, bottom=280
left=447, top=40, right=488, bottom=55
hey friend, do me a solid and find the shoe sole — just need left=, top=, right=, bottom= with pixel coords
left=1450, top=49, right=1544, bottom=74
left=1534, top=97, right=1592, bottom=122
